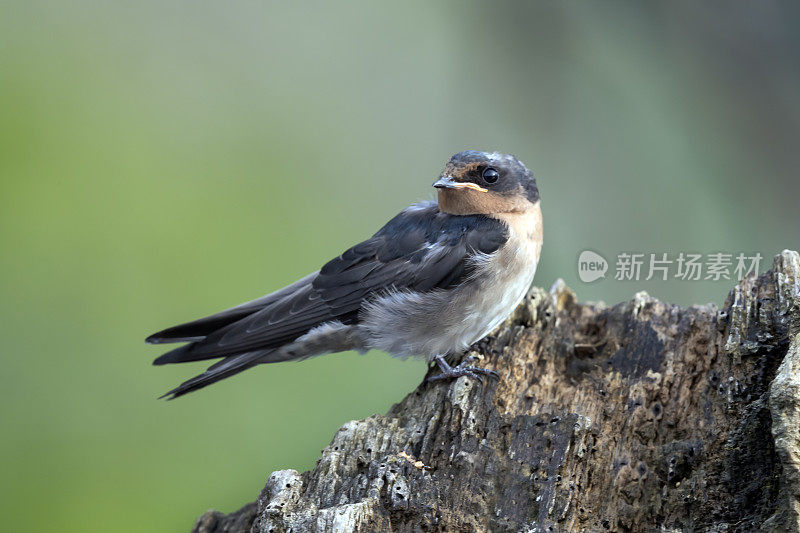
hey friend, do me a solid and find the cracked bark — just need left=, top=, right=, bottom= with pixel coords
left=193, top=250, right=800, bottom=533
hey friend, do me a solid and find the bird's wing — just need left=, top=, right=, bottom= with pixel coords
left=146, top=272, right=317, bottom=344
left=151, top=201, right=508, bottom=365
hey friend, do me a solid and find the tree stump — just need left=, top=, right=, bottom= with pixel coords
left=193, top=250, right=800, bottom=532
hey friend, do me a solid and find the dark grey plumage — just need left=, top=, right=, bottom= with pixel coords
left=148, top=151, right=542, bottom=399
left=150, top=204, right=509, bottom=398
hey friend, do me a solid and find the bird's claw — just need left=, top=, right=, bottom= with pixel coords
left=426, top=355, right=499, bottom=384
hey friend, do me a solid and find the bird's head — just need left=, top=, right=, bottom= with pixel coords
left=433, top=151, right=539, bottom=216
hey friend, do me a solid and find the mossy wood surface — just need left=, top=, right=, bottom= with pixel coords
left=194, top=251, right=800, bottom=532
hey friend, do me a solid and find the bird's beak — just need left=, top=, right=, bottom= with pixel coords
left=433, top=176, right=488, bottom=193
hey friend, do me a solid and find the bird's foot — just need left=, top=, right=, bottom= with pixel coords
left=426, top=355, right=499, bottom=384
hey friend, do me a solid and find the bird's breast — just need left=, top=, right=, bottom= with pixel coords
left=359, top=202, right=542, bottom=360
left=466, top=202, right=543, bottom=344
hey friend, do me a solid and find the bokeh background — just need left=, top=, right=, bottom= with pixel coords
left=2, top=1, right=799, bottom=531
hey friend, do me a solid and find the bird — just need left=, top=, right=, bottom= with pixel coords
left=147, top=150, right=543, bottom=399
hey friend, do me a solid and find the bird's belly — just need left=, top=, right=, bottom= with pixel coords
left=359, top=239, right=539, bottom=360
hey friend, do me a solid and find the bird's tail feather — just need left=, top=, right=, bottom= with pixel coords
left=159, top=350, right=268, bottom=400
left=152, top=343, right=221, bottom=366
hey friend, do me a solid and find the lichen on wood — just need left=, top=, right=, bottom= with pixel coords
left=193, top=251, right=800, bottom=533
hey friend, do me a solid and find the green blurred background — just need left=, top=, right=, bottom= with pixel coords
left=1, top=1, right=799, bottom=531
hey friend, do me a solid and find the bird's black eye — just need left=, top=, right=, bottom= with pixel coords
left=482, top=167, right=499, bottom=184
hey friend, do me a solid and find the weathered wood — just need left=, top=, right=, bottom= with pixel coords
left=193, top=251, right=800, bottom=532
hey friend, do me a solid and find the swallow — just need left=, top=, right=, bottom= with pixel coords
left=148, top=150, right=542, bottom=399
